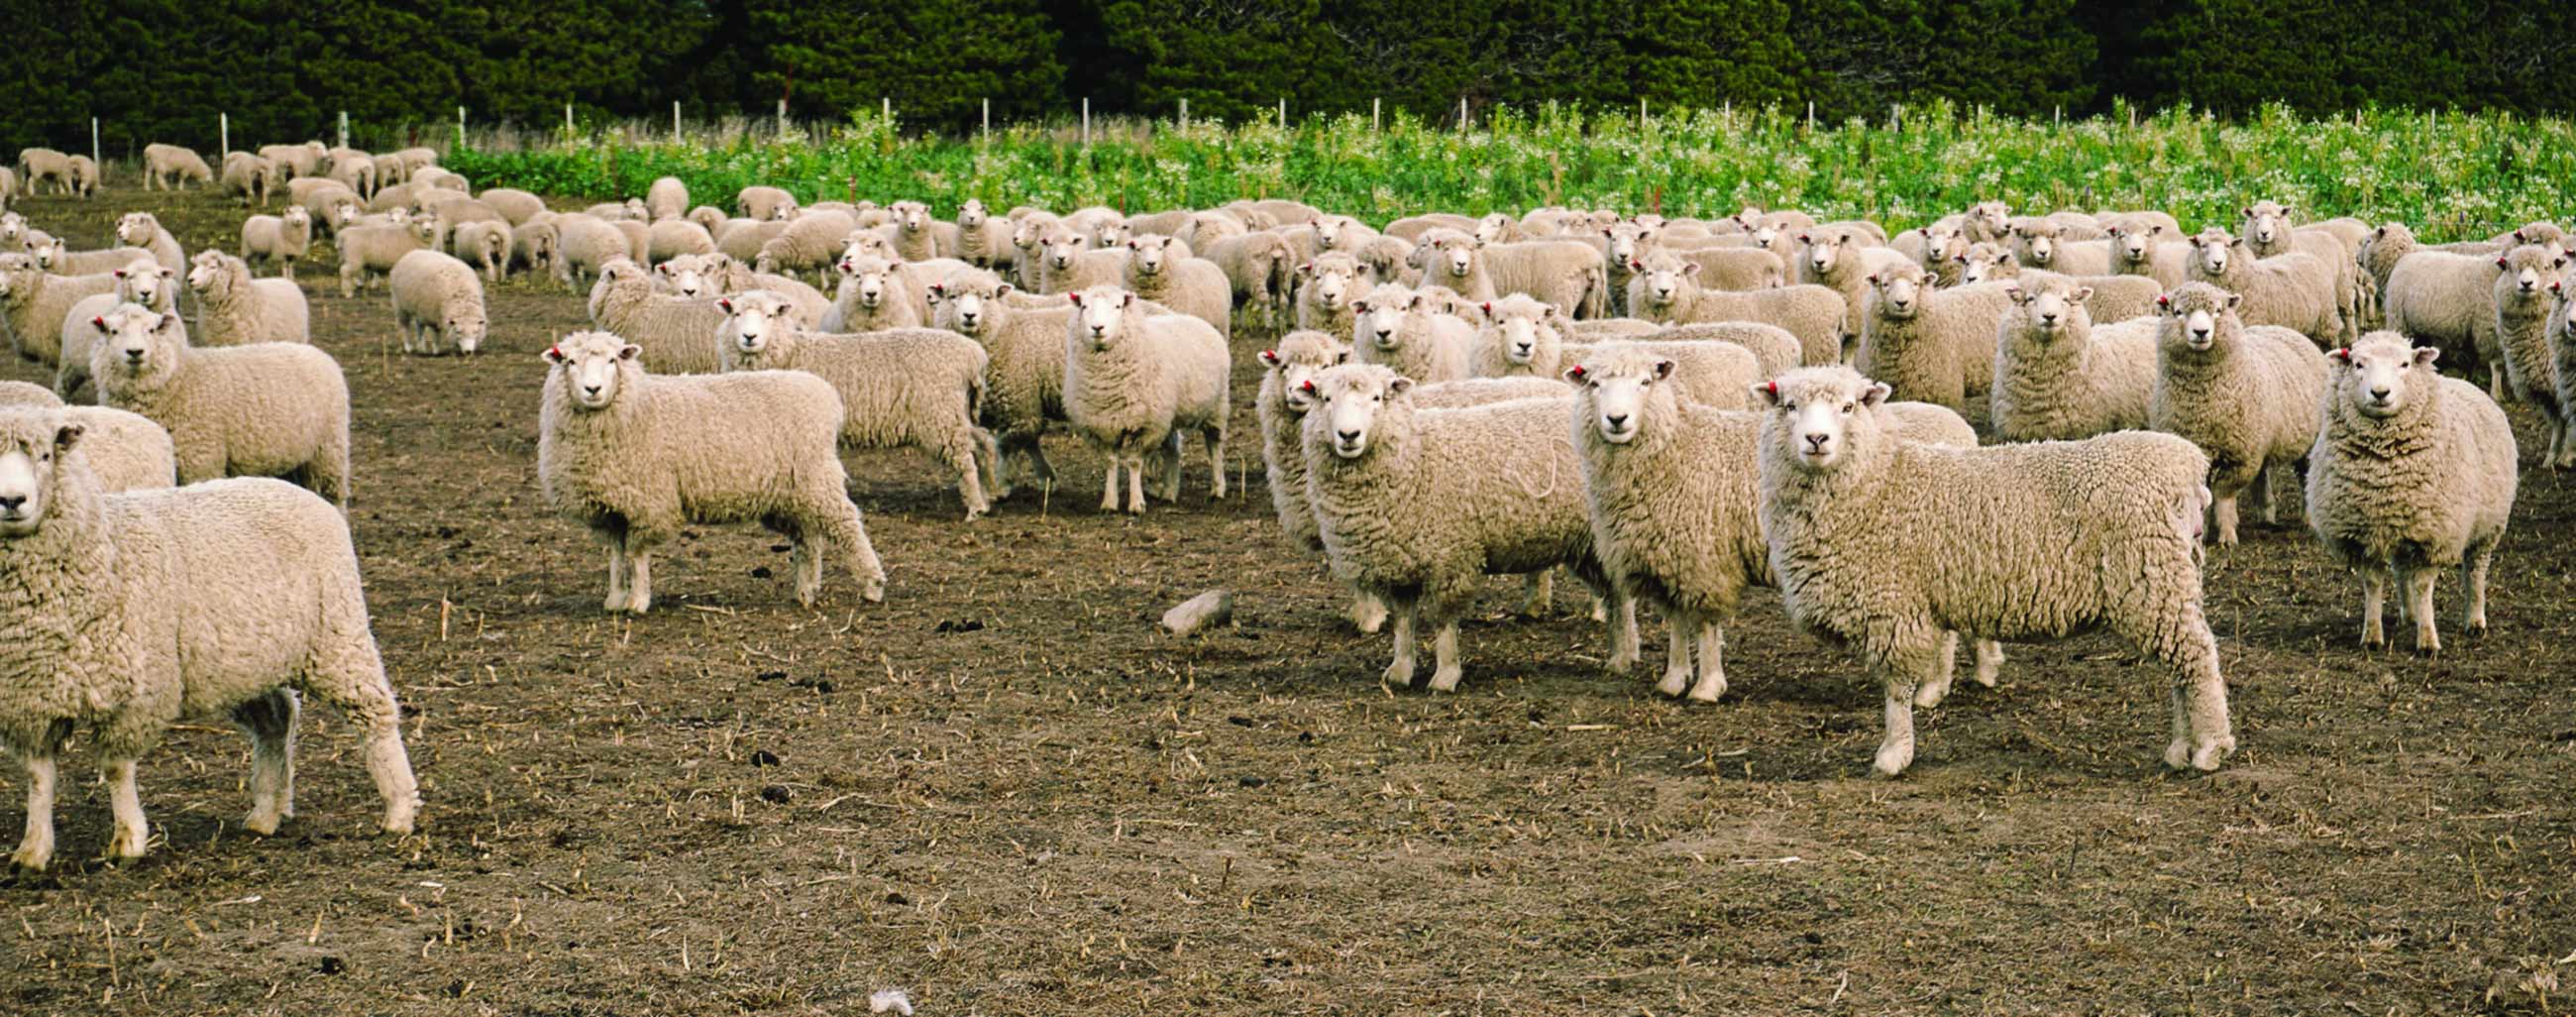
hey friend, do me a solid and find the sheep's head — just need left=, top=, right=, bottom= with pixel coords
left=1423, top=232, right=1478, bottom=280
left=92, top=302, right=183, bottom=384
left=1067, top=285, right=1136, bottom=350
left=0, top=212, right=22, bottom=244
left=844, top=256, right=897, bottom=308
left=1472, top=213, right=1514, bottom=245
left=114, top=212, right=155, bottom=246
left=2240, top=201, right=2291, bottom=247
left=1308, top=363, right=1412, bottom=460
left=657, top=255, right=711, bottom=298
left=183, top=251, right=232, bottom=294
left=1969, top=201, right=2012, bottom=234
left=450, top=305, right=487, bottom=355
left=1805, top=231, right=1860, bottom=275
left=1920, top=224, right=1963, bottom=263
left=1755, top=366, right=1889, bottom=473
left=2111, top=223, right=2164, bottom=263
left=1567, top=346, right=1674, bottom=445
left=2494, top=244, right=2566, bottom=302
left=928, top=274, right=1012, bottom=335
left=2328, top=332, right=2439, bottom=419
left=0, top=409, right=85, bottom=538
left=1352, top=282, right=1417, bottom=351
left=1634, top=252, right=1697, bottom=306
left=1301, top=255, right=1358, bottom=307
left=1040, top=228, right=1085, bottom=272
left=718, top=290, right=799, bottom=359
left=1093, top=220, right=1132, bottom=249
left=1012, top=215, right=1056, bottom=252
left=0, top=253, right=38, bottom=299
left=1483, top=294, right=1553, bottom=366
left=116, top=260, right=173, bottom=308
left=1605, top=222, right=1653, bottom=266
left=2155, top=282, right=2242, bottom=354
left=1868, top=261, right=1929, bottom=318
left=1955, top=243, right=2016, bottom=285
left=1127, top=235, right=1176, bottom=277
left=1258, top=330, right=1350, bottom=413
left=544, top=332, right=639, bottom=408
left=893, top=200, right=930, bottom=233
left=283, top=204, right=312, bottom=229
left=2006, top=279, right=2091, bottom=340
left=955, top=199, right=987, bottom=228
left=2187, top=228, right=2238, bottom=276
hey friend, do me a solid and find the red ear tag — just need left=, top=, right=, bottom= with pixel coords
left=1764, top=381, right=1778, bottom=396
left=1568, top=366, right=1585, bottom=381
left=2329, top=348, right=2349, bottom=362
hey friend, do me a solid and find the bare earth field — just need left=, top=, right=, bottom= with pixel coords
left=2, top=183, right=2571, bottom=1016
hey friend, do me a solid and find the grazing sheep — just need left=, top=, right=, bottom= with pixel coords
left=143, top=144, right=212, bottom=190
left=1302, top=364, right=1632, bottom=690
left=510, top=216, right=561, bottom=279
left=588, top=259, right=725, bottom=375
left=88, top=304, right=350, bottom=507
left=389, top=250, right=487, bottom=356
left=754, top=210, right=863, bottom=282
left=539, top=331, right=884, bottom=613
left=645, top=176, right=689, bottom=221
left=240, top=204, right=315, bottom=280
left=114, top=212, right=185, bottom=276
left=65, top=156, right=100, bottom=197
left=0, top=413, right=417, bottom=872
left=715, top=292, right=999, bottom=518
left=820, top=254, right=924, bottom=331
left=2184, top=227, right=2344, bottom=346
left=2105, top=223, right=2190, bottom=287
left=1753, top=366, right=2231, bottom=776
left=257, top=143, right=322, bottom=180
left=1417, top=230, right=1608, bottom=319
left=645, top=219, right=716, bottom=265
left=1121, top=234, right=1232, bottom=338
left=1062, top=286, right=1230, bottom=512
left=553, top=214, right=633, bottom=292
left=55, top=258, right=175, bottom=399
left=448, top=219, right=512, bottom=282
left=2306, top=334, right=2516, bottom=654
left=336, top=216, right=440, bottom=298
left=1202, top=231, right=1296, bottom=327
left=189, top=251, right=310, bottom=347
left=1853, top=260, right=2014, bottom=413
left=18, top=149, right=74, bottom=195
left=927, top=272, right=1072, bottom=492
left=0, top=254, right=121, bottom=366
left=1351, top=282, right=1472, bottom=383
left=325, top=151, right=376, bottom=197
left=1627, top=251, right=1846, bottom=364
left=2491, top=245, right=2568, bottom=436
left=2150, top=283, right=2331, bottom=545
left=737, top=185, right=798, bottom=222
left=1988, top=278, right=2160, bottom=443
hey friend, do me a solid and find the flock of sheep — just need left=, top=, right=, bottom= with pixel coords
left=0, top=139, right=2552, bottom=874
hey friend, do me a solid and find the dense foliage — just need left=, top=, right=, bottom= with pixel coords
left=5, top=0, right=2576, bottom=153
left=443, top=102, right=2576, bottom=242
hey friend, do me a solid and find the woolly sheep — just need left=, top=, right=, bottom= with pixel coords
left=737, top=185, right=798, bottom=222
left=142, top=143, right=212, bottom=191
left=88, top=304, right=350, bottom=507
left=336, top=215, right=440, bottom=297
left=672, top=252, right=834, bottom=325
left=114, top=212, right=184, bottom=276
left=0, top=254, right=120, bottom=366
left=2008, top=218, right=2113, bottom=275
left=539, top=330, right=884, bottom=613
left=1384, top=213, right=1477, bottom=243
left=1469, top=294, right=1767, bottom=405
left=28, top=238, right=153, bottom=280
left=1120, top=234, right=1231, bottom=338
left=257, top=142, right=323, bottom=179
left=0, top=415, right=416, bottom=872
left=554, top=214, right=633, bottom=291
left=64, top=156, right=99, bottom=197
left=1063, top=286, right=1230, bottom=512
left=1303, top=364, right=1632, bottom=690
left=2184, top=227, right=2345, bottom=346
left=184, top=251, right=307, bottom=348
left=2239, top=203, right=2368, bottom=342
left=927, top=271, right=1071, bottom=491
left=589, top=259, right=725, bottom=375
left=1967, top=256, right=2166, bottom=325
left=2552, top=285, right=2576, bottom=469
left=2105, top=222, right=2190, bottom=288
left=820, top=254, right=924, bottom=331
left=643, top=175, right=689, bottom=222
left=54, top=258, right=175, bottom=399
left=1988, top=278, right=2160, bottom=442
left=1799, top=229, right=1911, bottom=341
left=1960, top=200, right=2012, bottom=244
left=240, top=204, right=315, bottom=280
left=1417, top=230, right=1608, bottom=319
left=1351, top=282, right=1472, bottom=383
left=1894, top=222, right=1971, bottom=284
left=1032, top=224, right=1127, bottom=295
left=951, top=199, right=1014, bottom=270
left=0, top=380, right=57, bottom=405
left=448, top=219, right=512, bottom=282
left=479, top=187, right=546, bottom=225
left=18, top=149, right=74, bottom=195
left=1202, top=231, right=1296, bottom=327
left=2383, top=247, right=2513, bottom=398
left=2487, top=246, right=2568, bottom=449
left=878, top=200, right=951, bottom=262
left=2305, top=333, right=2516, bottom=654
left=326, top=151, right=376, bottom=197
left=2150, top=282, right=2331, bottom=545
left=1256, top=330, right=1351, bottom=554
left=754, top=210, right=862, bottom=282
left=510, top=216, right=561, bottom=279
left=1293, top=252, right=1366, bottom=337
left=1853, top=260, right=2014, bottom=413
left=388, top=249, right=487, bottom=357
left=1754, top=366, right=2229, bottom=775
left=715, top=291, right=999, bottom=518
left=1640, top=321, right=1805, bottom=378
left=1626, top=251, right=1846, bottom=364
left=0, top=167, right=11, bottom=208
left=638, top=219, right=714, bottom=267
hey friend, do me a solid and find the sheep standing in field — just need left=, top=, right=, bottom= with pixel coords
left=1988, top=279, right=2159, bottom=443
left=0, top=254, right=121, bottom=366
left=1469, top=295, right=1767, bottom=404
left=1294, top=253, right=1366, bottom=337
left=951, top=199, right=1012, bottom=270
left=645, top=219, right=716, bottom=265
left=551, top=214, right=638, bottom=292
left=143, top=144, right=212, bottom=190
left=2384, top=246, right=2514, bottom=399
left=820, top=254, right=923, bottom=331
left=1418, top=230, right=1608, bottom=318
left=2491, top=245, right=2568, bottom=441
left=928, top=272, right=1073, bottom=492
left=511, top=217, right=562, bottom=279
left=0, top=411, right=417, bottom=872
left=645, top=176, right=689, bottom=221
left=1202, top=231, right=1295, bottom=327
left=755, top=210, right=862, bottom=282
left=674, top=252, right=834, bottom=325
left=2008, top=218, right=2112, bottom=275
left=1064, top=286, right=1229, bottom=512
left=2104, top=223, right=2190, bottom=287
left=1853, top=260, right=2014, bottom=414
left=18, top=149, right=73, bottom=195
left=1256, top=331, right=1351, bottom=556
left=2552, top=286, right=2576, bottom=469
left=0, top=167, right=18, bottom=208
left=716, top=291, right=1000, bottom=519
left=1031, top=224, right=1127, bottom=295
left=115, top=212, right=185, bottom=276
left=589, top=259, right=725, bottom=375
left=2151, top=283, right=2331, bottom=545
left=2184, top=227, right=2344, bottom=347
left=1895, top=222, right=1970, bottom=284
left=2306, top=334, right=2516, bottom=654
left=449, top=219, right=512, bottom=282
left=1303, top=364, right=1632, bottom=690
left=1626, top=251, right=1847, bottom=364
left=56, top=258, right=176, bottom=399
left=1122, top=234, right=1231, bottom=338
left=737, top=185, right=798, bottom=222
left=190, top=251, right=310, bottom=347
left=240, top=204, right=314, bottom=280
left=1961, top=250, right=2167, bottom=325
left=337, top=215, right=440, bottom=298
left=1800, top=230, right=1910, bottom=331
left=389, top=250, right=487, bottom=357
left=541, top=330, right=884, bottom=613
left=65, top=156, right=100, bottom=197
left=878, top=200, right=950, bottom=262
left=1351, top=282, right=1471, bottom=383
left=0, top=394, right=171, bottom=492
left=326, top=151, right=376, bottom=198
left=89, top=304, right=351, bottom=507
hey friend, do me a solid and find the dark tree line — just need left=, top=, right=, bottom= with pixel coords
left=0, top=0, right=2563, bottom=156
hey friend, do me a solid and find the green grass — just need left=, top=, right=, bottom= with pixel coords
left=445, top=100, right=2576, bottom=242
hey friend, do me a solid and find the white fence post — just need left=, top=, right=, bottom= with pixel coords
left=882, top=96, right=890, bottom=122
left=674, top=101, right=682, bottom=142
left=1458, top=96, right=1467, bottom=130
left=457, top=106, right=466, bottom=150
left=1372, top=97, right=1380, bottom=133
left=1278, top=97, right=1286, bottom=130
left=1639, top=96, right=1647, bottom=132
left=1178, top=98, right=1188, bottom=129
left=982, top=98, right=990, bottom=142
left=1806, top=101, right=1815, bottom=131
left=220, top=113, right=229, bottom=157
left=776, top=98, right=786, bottom=138
left=91, top=117, right=99, bottom=170
left=338, top=111, right=349, bottom=150
left=565, top=102, right=573, bottom=135
left=1082, top=98, right=1090, bottom=146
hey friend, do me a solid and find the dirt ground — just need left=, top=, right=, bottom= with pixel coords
left=1, top=182, right=2570, bottom=1016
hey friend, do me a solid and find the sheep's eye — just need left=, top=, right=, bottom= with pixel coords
left=1841, top=402, right=1855, bottom=414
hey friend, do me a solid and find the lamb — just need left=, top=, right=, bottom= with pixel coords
left=645, top=176, right=689, bottom=221
left=478, top=187, right=546, bottom=225
left=645, top=219, right=716, bottom=265
left=1852, top=260, right=2015, bottom=413
left=0, top=412, right=418, bottom=872
left=752, top=210, right=862, bottom=282
left=539, top=330, right=884, bottom=613
left=18, top=149, right=74, bottom=195
left=2149, top=283, right=2331, bottom=545
left=2183, top=227, right=2345, bottom=346
left=879, top=200, right=949, bottom=261
left=2490, top=245, right=2568, bottom=449
left=2384, top=248, right=2512, bottom=397
left=588, top=259, right=725, bottom=374
left=54, top=258, right=175, bottom=399
left=927, top=271, right=1074, bottom=491
left=1568, top=347, right=1984, bottom=701
left=388, top=250, right=487, bottom=357
left=1987, top=278, right=2160, bottom=442
left=737, top=185, right=798, bottom=222
left=1351, top=282, right=1472, bottom=383
left=0, top=254, right=120, bottom=366
left=1120, top=234, right=1232, bottom=338
left=820, top=254, right=924, bottom=331
left=715, top=291, right=999, bottom=518
left=1294, top=253, right=1366, bottom=337
left=1201, top=231, right=1295, bottom=327
left=1302, top=364, right=1632, bottom=691
left=143, top=144, right=212, bottom=190
left=2304, top=333, right=2516, bottom=654
left=1754, top=366, right=2230, bottom=776
left=1626, top=251, right=1847, bottom=365
left=553, top=214, right=634, bottom=291
left=1063, top=286, right=1230, bottom=512
left=114, top=212, right=185, bottom=275
left=448, top=219, right=512, bottom=282
left=240, top=204, right=315, bottom=280
left=336, top=215, right=440, bottom=297
left=88, top=304, right=351, bottom=507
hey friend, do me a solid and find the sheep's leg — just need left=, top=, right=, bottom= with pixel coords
left=1521, top=571, right=1553, bottom=618
left=2404, top=565, right=2440, bottom=655
left=2209, top=490, right=2240, bottom=546
left=1381, top=601, right=1419, bottom=688
left=624, top=543, right=656, bottom=615
left=2489, top=365, right=2509, bottom=402
left=1971, top=639, right=2004, bottom=689
left=2359, top=566, right=2389, bottom=648
left=1426, top=621, right=1466, bottom=693
left=1657, top=616, right=1694, bottom=698
left=973, top=428, right=1006, bottom=503
left=1348, top=587, right=1387, bottom=633
left=819, top=500, right=886, bottom=604
left=1604, top=588, right=1640, bottom=673
left=1687, top=623, right=1728, bottom=703
left=1159, top=431, right=1184, bottom=503
left=234, top=689, right=300, bottom=835
left=104, top=759, right=148, bottom=860
left=2462, top=538, right=2496, bottom=637
left=2156, top=604, right=2235, bottom=772
left=1872, top=638, right=1942, bottom=778
left=339, top=262, right=359, bottom=299
left=1127, top=453, right=1147, bottom=514
left=944, top=429, right=990, bottom=521
left=9, top=752, right=57, bottom=871
left=1916, top=630, right=1961, bottom=709
left=1099, top=457, right=1122, bottom=512
left=1204, top=424, right=1227, bottom=500
left=600, top=538, right=629, bottom=615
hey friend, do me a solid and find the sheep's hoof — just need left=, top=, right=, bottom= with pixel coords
left=1685, top=677, right=1727, bottom=704
left=626, top=592, right=653, bottom=615
left=2359, top=630, right=2386, bottom=650
left=1655, top=668, right=1690, bottom=698
left=380, top=803, right=419, bottom=837
left=2413, top=638, right=2441, bottom=658
left=1350, top=602, right=1387, bottom=634
left=1427, top=665, right=1463, bottom=693
left=108, top=827, right=150, bottom=861
left=244, top=810, right=282, bottom=837
left=860, top=580, right=886, bottom=605
left=1870, top=742, right=1914, bottom=778
left=1912, top=682, right=1950, bottom=710
left=2463, top=618, right=2489, bottom=638
left=7, top=846, right=51, bottom=874
left=1380, top=661, right=1415, bottom=689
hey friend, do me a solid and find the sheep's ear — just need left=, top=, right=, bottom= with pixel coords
left=1297, top=379, right=1318, bottom=396
left=2150, top=224, right=2166, bottom=235
left=1867, top=274, right=1882, bottom=286
left=1679, top=262, right=1701, bottom=277
left=1651, top=359, right=1675, bottom=381
left=617, top=344, right=641, bottom=361
left=1297, top=261, right=1315, bottom=277
left=542, top=344, right=566, bottom=365
left=716, top=297, right=734, bottom=314
left=995, top=282, right=1015, bottom=296
left=2412, top=346, right=2440, bottom=367
left=1258, top=349, right=1281, bottom=368
left=2224, top=292, right=2242, bottom=309
left=2155, top=292, right=2172, bottom=311
left=1951, top=253, right=1967, bottom=265
left=1563, top=364, right=1587, bottom=384
left=2240, top=206, right=2253, bottom=218
left=1066, top=290, right=1083, bottom=307
left=155, top=312, right=181, bottom=333
left=1119, top=291, right=1134, bottom=308
left=1477, top=300, right=1493, bottom=319
left=1752, top=379, right=1783, bottom=407
left=1860, top=382, right=1891, bottom=406
left=1628, top=259, right=1644, bottom=273
left=113, top=268, right=128, bottom=279
left=53, top=420, right=84, bottom=453
left=925, top=282, right=945, bottom=296
left=1796, top=232, right=1811, bottom=244
left=2002, top=284, right=2024, bottom=304
left=2497, top=256, right=2512, bottom=272
left=1386, top=376, right=1414, bottom=396
left=2073, top=285, right=2093, bottom=301
left=90, top=315, right=109, bottom=334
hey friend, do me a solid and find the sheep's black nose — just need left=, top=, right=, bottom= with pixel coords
left=1805, top=433, right=1829, bottom=449
left=2370, top=387, right=2391, bottom=400
left=0, top=495, right=24, bottom=511
left=1605, top=413, right=1629, bottom=429
left=1337, top=429, right=1360, bottom=443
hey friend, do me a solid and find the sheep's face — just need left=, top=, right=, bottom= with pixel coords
left=1352, top=285, right=1415, bottom=350
left=720, top=293, right=797, bottom=358
left=1971, top=202, right=2011, bottom=233
left=768, top=200, right=798, bottom=222
left=1484, top=299, right=1551, bottom=365
left=283, top=205, right=312, bottom=230
left=1473, top=214, right=1513, bottom=245
left=184, top=252, right=227, bottom=293
left=1012, top=216, right=1053, bottom=252
left=2007, top=282, right=2089, bottom=340
left=1068, top=286, right=1134, bottom=350
left=118, top=263, right=172, bottom=308
left=94, top=304, right=180, bottom=383
left=1093, top=221, right=1131, bottom=249
left=1310, top=366, right=1412, bottom=460
left=114, top=213, right=154, bottom=246
left=2112, top=224, right=2162, bottom=263
left=846, top=260, right=895, bottom=308
left=2241, top=202, right=2290, bottom=247
left=2331, top=336, right=2437, bottom=419
left=2495, top=248, right=2565, bottom=303
left=929, top=279, right=1009, bottom=335
left=1870, top=268, right=1926, bottom=318
left=1041, top=230, right=1085, bottom=273
left=1956, top=244, right=2013, bottom=285
left=1568, top=355, right=1671, bottom=445
left=1605, top=224, right=1652, bottom=266
left=1317, top=216, right=1357, bottom=250
left=2016, top=225, right=2057, bottom=267
left=0, top=255, right=35, bottom=299
left=1756, top=371, right=1887, bottom=472
left=955, top=200, right=987, bottom=228
left=2157, top=285, right=2239, bottom=353
left=545, top=334, right=638, bottom=409
left=2188, top=230, right=2236, bottom=276
left=1751, top=224, right=1782, bottom=250
left=1636, top=258, right=1696, bottom=305
left=1430, top=237, right=1475, bottom=280
left=1302, top=261, right=1355, bottom=307
left=0, top=412, right=81, bottom=538
left=1258, top=338, right=1348, bottom=414
left=1921, top=225, right=1962, bottom=263
left=0, top=213, right=21, bottom=244
left=657, top=258, right=708, bottom=298
left=894, top=201, right=930, bottom=233
left=450, top=310, right=485, bottom=355
left=1127, top=236, right=1173, bottom=277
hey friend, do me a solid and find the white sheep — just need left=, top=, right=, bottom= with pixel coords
left=114, top=212, right=185, bottom=276
left=926, top=271, right=1073, bottom=493
left=1351, top=282, right=1472, bottom=383
left=88, top=304, right=351, bottom=507
left=2491, top=245, right=2567, bottom=443
left=1292, top=252, right=1366, bottom=338
left=1122, top=234, right=1232, bottom=338
left=326, top=150, right=377, bottom=197
left=0, top=254, right=120, bottom=367
left=735, top=186, right=798, bottom=222
left=554, top=214, right=636, bottom=291
left=510, top=216, right=562, bottom=279
left=646, top=219, right=717, bottom=265
left=478, top=187, right=546, bottom=225
left=2104, top=222, right=2190, bottom=287
left=2007, top=218, right=2113, bottom=275
left=56, top=256, right=176, bottom=398
left=1064, top=286, right=1230, bottom=513
left=752, top=210, right=862, bottom=282
left=64, top=156, right=100, bottom=197
left=1416, top=230, right=1608, bottom=318
left=1753, top=366, right=2231, bottom=776
left=820, top=254, right=924, bottom=331
left=1988, top=278, right=2159, bottom=443
left=220, top=153, right=276, bottom=206
left=645, top=176, right=689, bottom=221
left=389, top=249, right=488, bottom=356
left=716, top=291, right=1000, bottom=519
left=143, top=144, right=212, bottom=190
left=951, top=198, right=1013, bottom=269
left=0, top=382, right=176, bottom=492
left=1202, top=231, right=1295, bottom=327
left=667, top=252, right=833, bottom=325
left=2552, top=285, right=2576, bottom=469
left=1302, top=364, right=1633, bottom=690
left=17, top=148, right=74, bottom=195
left=0, top=413, right=416, bottom=871
left=2305, top=333, right=2516, bottom=654
left=1799, top=230, right=1911, bottom=331
left=189, top=251, right=310, bottom=347
left=240, top=204, right=315, bottom=280
left=2150, top=282, right=2331, bottom=545
left=540, top=330, right=885, bottom=612
left=589, top=259, right=725, bottom=374
left=449, top=219, right=512, bottom=282
left=1626, top=251, right=1846, bottom=365
left=336, top=215, right=441, bottom=297
left=1852, top=260, right=2013, bottom=414
left=2183, top=227, right=2344, bottom=347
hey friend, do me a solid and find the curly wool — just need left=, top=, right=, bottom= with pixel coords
left=1256, top=331, right=1351, bottom=551
left=2490, top=245, right=2566, bottom=441
left=90, top=306, right=351, bottom=507
left=192, top=251, right=312, bottom=347
left=113, top=213, right=185, bottom=276
left=241, top=205, right=315, bottom=280
left=820, top=255, right=925, bottom=332
left=1121, top=236, right=1233, bottom=339
left=1352, top=282, right=1472, bottom=383
left=1988, top=280, right=2160, bottom=443
left=1853, top=262, right=2015, bottom=414
left=2184, top=229, right=2343, bottom=346
left=0, top=256, right=118, bottom=366
left=931, top=271, right=1072, bottom=491
left=2150, top=283, right=2330, bottom=545
left=1626, top=251, right=1846, bottom=365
